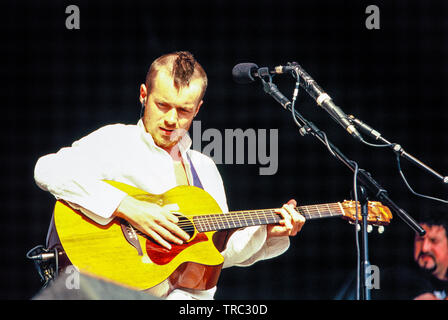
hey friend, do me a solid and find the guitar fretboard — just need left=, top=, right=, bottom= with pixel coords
left=193, top=203, right=345, bottom=233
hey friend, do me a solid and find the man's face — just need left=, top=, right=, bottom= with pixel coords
left=141, top=69, right=203, bottom=154
left=414, top=224, right=448, bottom=280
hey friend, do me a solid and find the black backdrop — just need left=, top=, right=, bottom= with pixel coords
left=2, top=0, right=448, bottom=300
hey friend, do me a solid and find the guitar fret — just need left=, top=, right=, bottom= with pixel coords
left=254, top=211, right=262, bottom=226
left=212, top=215, right=219, bottom=230
left=249, top=211, right=256, bottom=226
left=216, top=214, right=225, bottom=229
left=235, top=212, right=244, bottom=228
left=208, top=216, right=216, bottom=231
left=202, top=216, right=211, bottom=232
left=267, top=210, right=274, bottom=224
left=221, top=214, right=228, bottom=229
left=250, top=212, right=257, bottom=226
left=226, top=213, right=234, bottom=229
left=235, top=212, right=245, bottom=227
left=260, top=212, right=266, bottom=224
left=326, top=203, right=333, bottom=217
left=193, top=216, right=202, bottom=233
left=224, top=214, right=232, bottom=229
left=337, top=202, right=344, bottom=217
left=269, top=210, right=280, bottom=224
left=305, top=206, right=312, bottom=219
left=257, top=214, right=262, bottom=224
left=245, top=212, right=252, bottom=226
left=231, top=212, right=240, bottom=228
left=216, top=216, right=222, bottom=230
left=265, top=211, right=272, bottom=223
left=214, top=214, right=223, bottom=230
left=264, top=211, right=271, bottom=224
left=253, top=212, right=258, bottom=225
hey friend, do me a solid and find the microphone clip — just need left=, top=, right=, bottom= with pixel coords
left=257, top=67, right=272, bottom=80
left=259, top=77, right=292, bottom=110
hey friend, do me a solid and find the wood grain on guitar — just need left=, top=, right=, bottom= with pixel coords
left=53, top=180, right=392, bottom=295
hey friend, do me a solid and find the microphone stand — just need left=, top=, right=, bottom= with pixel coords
left=348, top=115, right=448, bottom=185
left=259, top=77, right=426, bottom=300
left=352, top=185, right=370, bottom=300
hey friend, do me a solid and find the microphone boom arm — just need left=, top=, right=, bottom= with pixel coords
left=261, top=82, right=426, bottom=236
left=349, top=115, right=448, bottom=184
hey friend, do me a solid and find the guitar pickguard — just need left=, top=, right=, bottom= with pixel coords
left=145, top=233, right=208, bottom=265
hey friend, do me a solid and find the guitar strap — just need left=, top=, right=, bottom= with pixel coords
left=186, top=151, right=204, bottom=190
left=186, top=151, right=233, bottom=252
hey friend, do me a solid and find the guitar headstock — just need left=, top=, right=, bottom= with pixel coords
left=341, top=201, right=393, bottom=228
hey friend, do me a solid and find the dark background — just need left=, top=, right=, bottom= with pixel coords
left=1, top=0, right=448, bottom=300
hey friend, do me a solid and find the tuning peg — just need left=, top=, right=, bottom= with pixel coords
left=378, top=226, right=385, bottom=234
left=367, top=225, right=373, bottom=233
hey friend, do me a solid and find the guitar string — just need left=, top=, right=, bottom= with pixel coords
left=176, top=206, right=342, bottom=225
left=183, top=204, right=345, bottom=223
left=172, top=204, right=384, bottom=231
left=132, top=205, right=357, bottom=239
left=174, top=204, right=346, bottom=231
left=132, top=205, right=381, bottom=240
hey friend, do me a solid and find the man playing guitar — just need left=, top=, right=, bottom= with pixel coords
left=34, top=51, right=305, bottom=299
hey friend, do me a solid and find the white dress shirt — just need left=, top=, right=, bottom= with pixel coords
left=34, top=120, right=290, bottom=299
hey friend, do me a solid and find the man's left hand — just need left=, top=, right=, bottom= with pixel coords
left=267, top=199, right=305, bottom=238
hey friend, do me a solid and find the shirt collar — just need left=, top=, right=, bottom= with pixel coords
left=137, top=119, right=192, bottom=156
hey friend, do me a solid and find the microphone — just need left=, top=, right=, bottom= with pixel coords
left=348, top=115, right=382, bottom=140
left=232, top=63, right=295, bottom=84
left=231, top=63, right=259, bottom=84
left=263, top=82, right=291, bottom=109
left=232, top=62, right=363, bottom=141
left=288, top=63, right=362, bottom=141
left=232, top=63, right=291, bottom=109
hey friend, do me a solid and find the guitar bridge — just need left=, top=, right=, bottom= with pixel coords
left=120, top=220, right=143, bottom=256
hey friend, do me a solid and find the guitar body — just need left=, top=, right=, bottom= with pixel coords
left=53, top=180, right=393, bottom=296
left=54, top=181, right=225, bottom=292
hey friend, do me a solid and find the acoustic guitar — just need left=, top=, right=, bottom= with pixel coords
left=53, top=180, right=392, bottom=295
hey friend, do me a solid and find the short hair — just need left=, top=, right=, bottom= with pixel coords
left=145, top=51, right=208, bottom=103
left=417, top=205, right=448, bottom=238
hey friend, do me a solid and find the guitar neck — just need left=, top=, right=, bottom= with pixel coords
left=193, top=203, right=345, bottom=233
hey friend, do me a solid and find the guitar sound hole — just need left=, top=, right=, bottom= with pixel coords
left=176, top=214, right=195, bottom=238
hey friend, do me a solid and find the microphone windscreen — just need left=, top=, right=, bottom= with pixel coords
left=232, top=63, right=258, bottom=84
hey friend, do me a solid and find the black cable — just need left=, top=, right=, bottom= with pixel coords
left=26, top=245, right=58, bottom=287
left=359, top=138, right=393, bottom=148
left=349, top=160, right=361, bottom=300
left=396, top=154, right=448, bottom=204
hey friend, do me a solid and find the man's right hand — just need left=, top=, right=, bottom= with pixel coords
left=114, top=195, right=190, bottom=250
